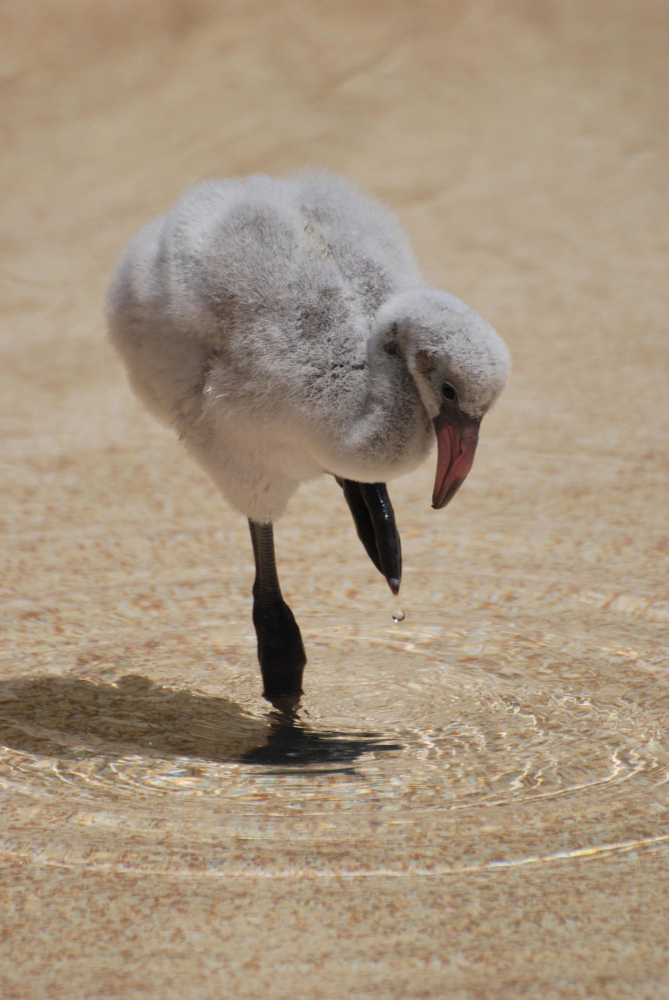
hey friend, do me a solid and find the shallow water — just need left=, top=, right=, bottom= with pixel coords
left=3, top=614, right=667, bottom=881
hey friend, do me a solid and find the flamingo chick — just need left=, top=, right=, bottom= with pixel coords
left=107, top=170, right=510, bottom=711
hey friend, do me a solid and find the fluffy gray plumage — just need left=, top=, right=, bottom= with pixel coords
left=107, top=169, right=510, bottom=522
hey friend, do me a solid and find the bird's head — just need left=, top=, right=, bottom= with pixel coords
left=375, top=288, right=510, bottom=509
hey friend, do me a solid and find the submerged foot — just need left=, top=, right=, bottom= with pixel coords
left=267, top=692, right=302, bottom=716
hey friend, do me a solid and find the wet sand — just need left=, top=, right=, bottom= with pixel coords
left=2, top=1, right=668, bottom=997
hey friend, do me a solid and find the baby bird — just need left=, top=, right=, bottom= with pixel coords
left=107, top=169, right=510, bottom=711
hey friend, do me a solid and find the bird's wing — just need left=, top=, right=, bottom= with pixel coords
left=162, top=176, right=332, bottom=349
left=296, top=169, right=423, bottom=317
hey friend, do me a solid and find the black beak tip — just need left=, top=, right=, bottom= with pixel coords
left=432, top=478, right=464, bottom=511
left=388, top=577, right=401, bottom=596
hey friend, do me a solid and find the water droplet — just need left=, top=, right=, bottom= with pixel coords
left=391, top=609, right=405, bottom=623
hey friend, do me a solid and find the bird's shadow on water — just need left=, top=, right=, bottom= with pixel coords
left=0, top=673, right=401, bottom=774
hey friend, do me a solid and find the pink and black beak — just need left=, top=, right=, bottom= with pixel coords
left=432, top=408, right=480, bottom=510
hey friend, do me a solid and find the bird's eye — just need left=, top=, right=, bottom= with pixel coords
left=441, top=383, right=457, bottom=402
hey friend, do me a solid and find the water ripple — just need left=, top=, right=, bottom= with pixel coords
left=1, top=620, right=667, bottom=874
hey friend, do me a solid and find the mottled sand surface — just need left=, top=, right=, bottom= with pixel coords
left=2, top=2, right=668, bottom=998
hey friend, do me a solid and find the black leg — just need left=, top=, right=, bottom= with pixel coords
left=248, top=520, right=306, bottom=712
left=336, top=479, right=402, bottom=595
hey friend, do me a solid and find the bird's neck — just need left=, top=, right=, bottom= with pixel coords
left=342, top=320, right=426, bottom=468
left=366, top=321, right=414, bottom=404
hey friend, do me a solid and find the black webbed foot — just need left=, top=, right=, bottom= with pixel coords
left=336, top=479, right=402, bottom=594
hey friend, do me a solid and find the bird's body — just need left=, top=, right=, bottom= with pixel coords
left=108, top=170, right=434, bottom=521
left=107, top=169, right=510, bottom=708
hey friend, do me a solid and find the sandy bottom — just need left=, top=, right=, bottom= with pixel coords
left=2, top=1, right=668, bottom=998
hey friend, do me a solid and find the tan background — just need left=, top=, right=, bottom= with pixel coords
left=2, top=1, right=668, bottom=998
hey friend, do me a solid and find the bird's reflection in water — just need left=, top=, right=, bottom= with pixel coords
left=0, top=673, right=401, bottom=776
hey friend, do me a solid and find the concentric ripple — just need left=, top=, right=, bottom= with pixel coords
left=1, top=617, right=667, bottom=874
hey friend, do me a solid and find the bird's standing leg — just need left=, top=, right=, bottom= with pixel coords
left=248, top=520, right=306, bottom=712
left=335, top=480, right=402, bottom=595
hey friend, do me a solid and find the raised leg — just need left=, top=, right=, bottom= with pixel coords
left=335, top=479, right=402, bottom=595
left=248, top=520, right=306, bottom=712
